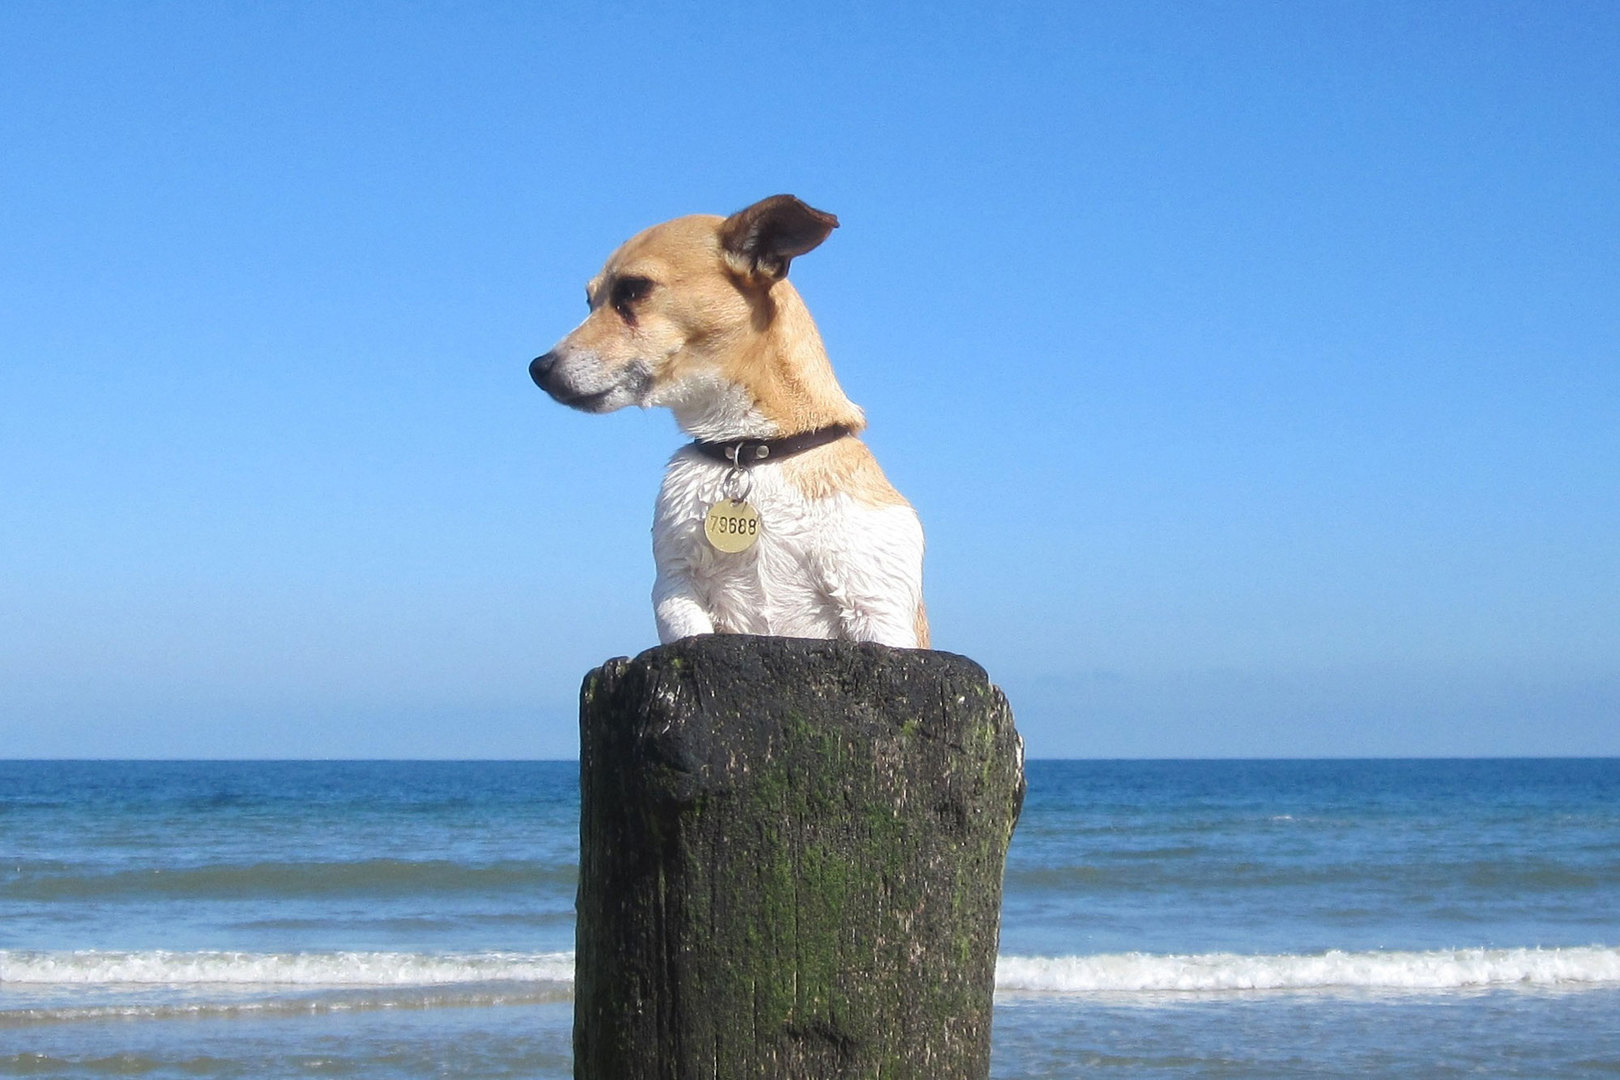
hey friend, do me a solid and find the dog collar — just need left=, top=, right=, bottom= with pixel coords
left=690, top=424, right=853, bottom=467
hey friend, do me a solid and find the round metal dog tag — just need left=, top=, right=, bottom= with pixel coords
left=704, top=499, right=761, bottom=553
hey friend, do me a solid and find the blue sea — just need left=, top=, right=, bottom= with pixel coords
left=3, top=759, right=1617, bottom=1077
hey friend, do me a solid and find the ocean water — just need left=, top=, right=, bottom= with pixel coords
left=2, top=759, right=1617, bottom=1077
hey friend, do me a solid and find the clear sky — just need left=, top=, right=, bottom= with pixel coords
left=2, top=1, right=1616, bottom=758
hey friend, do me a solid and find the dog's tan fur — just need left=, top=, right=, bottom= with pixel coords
left=567, top=215, right=864, bottom=434
left=781, top=436, right=911, bottom=508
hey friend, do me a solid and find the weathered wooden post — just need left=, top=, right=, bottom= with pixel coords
left=574, top=634, right=1025, bottom=1080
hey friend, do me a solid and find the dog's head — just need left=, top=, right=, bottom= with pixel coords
left=529, top=195, right=841, bottom=423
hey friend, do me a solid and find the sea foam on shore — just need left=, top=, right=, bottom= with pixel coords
left=6, top=944, right=1618, bottom=1006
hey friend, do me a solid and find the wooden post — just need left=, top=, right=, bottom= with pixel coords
left=574, top=635, right=1025, bottom=1080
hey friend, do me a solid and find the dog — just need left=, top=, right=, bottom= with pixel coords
left=530, top=194, right=928, bottom=649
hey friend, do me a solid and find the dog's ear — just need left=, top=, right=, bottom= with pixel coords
left=718, top=195, right=839, bottom=282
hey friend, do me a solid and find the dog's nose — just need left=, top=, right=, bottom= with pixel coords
left=529, top=352, right=556, bottom=389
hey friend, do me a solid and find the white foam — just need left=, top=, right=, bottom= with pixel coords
left=6, top=946, right=1617, bottom=998
left=995, top=946, right=1620, bottom=994
left=0, top=949, right=573, bottom=988
left=0, top=987, right=576, bottom=1027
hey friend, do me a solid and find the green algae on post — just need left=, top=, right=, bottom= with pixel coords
left=573, top=635, right=1025, bottom=1080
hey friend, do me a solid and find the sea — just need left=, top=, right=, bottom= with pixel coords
left=2, top=759, right=1617, bottom=1078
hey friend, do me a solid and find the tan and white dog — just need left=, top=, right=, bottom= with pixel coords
left=529, top=194, right=928, bottom=649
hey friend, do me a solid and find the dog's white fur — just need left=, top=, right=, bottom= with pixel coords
left=531, top=195, right=928, bottom=649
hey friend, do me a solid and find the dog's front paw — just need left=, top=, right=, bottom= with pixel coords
left=653, top=586, right=716, bottom=645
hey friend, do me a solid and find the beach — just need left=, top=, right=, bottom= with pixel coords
left=3, top=759, right=1617, bottom=1077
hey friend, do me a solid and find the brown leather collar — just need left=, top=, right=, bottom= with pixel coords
left=690, top=424, right=852, bottom=467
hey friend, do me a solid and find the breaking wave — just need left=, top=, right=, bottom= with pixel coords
left=5, top=945, right=1617, bottom=1025
left=994, top=945, right=1620, bottom=994
left=0, top=949, right=572, bottom=988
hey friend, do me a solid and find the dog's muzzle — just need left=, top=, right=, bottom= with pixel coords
left=528, top=349, right=621, bottom=412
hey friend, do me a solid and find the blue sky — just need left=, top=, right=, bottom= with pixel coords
left=2, top=1, right=1615, bottom=758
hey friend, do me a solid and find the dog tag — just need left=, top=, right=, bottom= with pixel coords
left=704, top=499, right=761, bottom=553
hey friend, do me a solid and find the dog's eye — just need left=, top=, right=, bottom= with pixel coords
left=610, top=276, right=655, bottom=320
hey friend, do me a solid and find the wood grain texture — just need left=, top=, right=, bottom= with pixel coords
left=574, top=635, right=1025, bottom=1080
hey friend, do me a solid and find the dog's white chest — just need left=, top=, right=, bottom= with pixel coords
left=650, top=449, right=924, bottom=645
